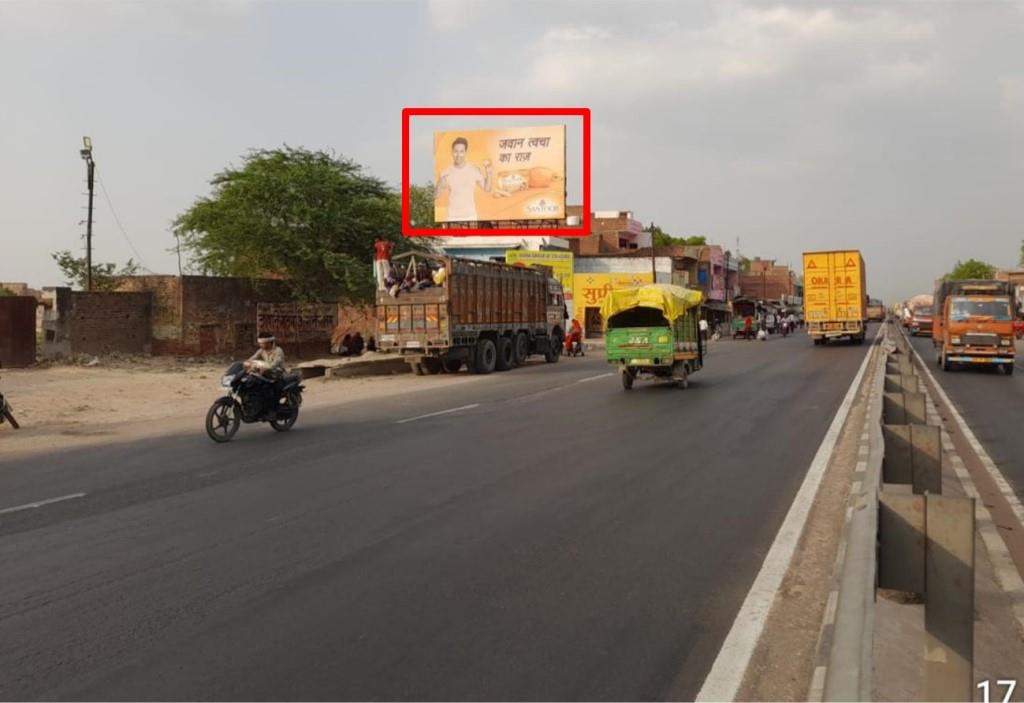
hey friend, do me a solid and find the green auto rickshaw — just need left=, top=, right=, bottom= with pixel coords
left=601, top=284, right=706, bottom=390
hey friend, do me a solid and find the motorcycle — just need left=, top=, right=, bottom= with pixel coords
left=205, top=361, right=305, bottom=443
left=781, top=321, right=790, bottom=337
left=0, top=363, right=19, bottom=430
left=566, top=337, right=585, bottom=357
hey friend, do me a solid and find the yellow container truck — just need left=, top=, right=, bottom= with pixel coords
left=803, top=250, right=868, bottom=345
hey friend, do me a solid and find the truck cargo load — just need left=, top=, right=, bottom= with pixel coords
left=376, top=252, right=566, bottom=375
left=802, top=250, right=868, bottom=345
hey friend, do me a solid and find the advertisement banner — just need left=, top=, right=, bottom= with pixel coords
left=504, top=250, right=574, bottom=298
left=434, top=125, right=566, bottom=223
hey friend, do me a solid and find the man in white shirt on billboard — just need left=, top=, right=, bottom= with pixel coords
left=437, top=137, right=492, bottom=222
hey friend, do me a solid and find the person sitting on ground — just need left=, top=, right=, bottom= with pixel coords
left=338, top=334, right=353, bottom=356
left=366, top=335, right=377, bottom=352
left=351, top=332, right=365, bottom=356
left=245, top=334, right=286, bottom=377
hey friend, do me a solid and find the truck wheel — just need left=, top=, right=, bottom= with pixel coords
left=621, top=368, right=635, bottom=390
left=513, top=332, right=529, bottom=366
left=473, top=338, right=496, bottom=374
left=1003, top=363, right=1015, bottom=376
left=421, top=357, right=442, bottom=375
left=441, top=359, right=462, bottom=374
left=495, top=337, right=514, bottom=371
left=411, top=362, right=426, bottom=376
left=941, top=351, right=952, bottom=372
left=544, top=332, right=563, bottom=363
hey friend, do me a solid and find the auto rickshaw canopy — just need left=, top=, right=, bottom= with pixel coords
left=600, top=284, right=704, bottom=323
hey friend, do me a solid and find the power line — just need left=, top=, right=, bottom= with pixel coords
left=95, top=170, right=150, bottom=272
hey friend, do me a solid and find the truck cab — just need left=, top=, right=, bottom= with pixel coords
left=939, top=291, right=1016, bottom=374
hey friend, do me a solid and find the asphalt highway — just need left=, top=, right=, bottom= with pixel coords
left=0, top=328, right=875, bottom=701
left=907, top=333, right=1024, bottom=502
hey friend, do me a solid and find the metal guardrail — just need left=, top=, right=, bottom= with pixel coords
left=824, top=324, right=976, bottom=702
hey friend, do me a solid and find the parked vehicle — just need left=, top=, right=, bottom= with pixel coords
left=803, top=250, right=868, bottom=345
left=0, top=363, right=18, bottom=430
left=909, top=305, right=933, bottom=336
left=376, top=252, right=565, bottom=374
left=730, top=297, right=762, bottom=339
left=602, top=284, right=705, bottom=390
left=933, top=280, right=1016, bottom=374
left=205, top=362, right=305, bottom=442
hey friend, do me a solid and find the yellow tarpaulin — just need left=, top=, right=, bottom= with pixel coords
left=600, top=283, right=704, bottom=321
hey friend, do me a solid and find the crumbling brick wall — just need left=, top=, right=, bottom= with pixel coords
left=66, top=292, right=152, bottom=355
left=334, top=304, right=377, bottom=350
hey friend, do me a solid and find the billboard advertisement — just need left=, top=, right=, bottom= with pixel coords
left=433, top=125, right=566, bottom=224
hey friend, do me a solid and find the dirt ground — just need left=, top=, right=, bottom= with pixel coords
left=0, top=354, right=479, bottom=459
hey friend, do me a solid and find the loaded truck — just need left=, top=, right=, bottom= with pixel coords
left=376, top=252, right=566, bottom=375
left=932, top=278, right=1016, bottom=374
left=803, top=250, right=868, bottom=345
left=866, top=298, right=886, bottom=321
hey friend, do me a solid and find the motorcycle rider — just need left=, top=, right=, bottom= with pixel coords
left=245, top=335, right=286, bottom=377
left=565, top=318, right=583, bottom=355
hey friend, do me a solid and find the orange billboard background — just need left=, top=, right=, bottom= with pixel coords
left=433, top=125, right=566, bottom=223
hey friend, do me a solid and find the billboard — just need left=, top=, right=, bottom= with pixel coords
left=504, top=250, right=573, bottom=298
left=433, top=125, right=566, bottom=224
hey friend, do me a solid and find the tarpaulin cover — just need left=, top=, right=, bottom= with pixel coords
left=600, top=284, right=704, bottom=322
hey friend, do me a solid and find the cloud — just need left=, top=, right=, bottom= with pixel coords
left=427, top=0, right=482, bottom=32
left=511, top=4, right=937, bottom=101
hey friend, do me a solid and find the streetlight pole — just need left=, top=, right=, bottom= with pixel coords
left=80, top=137, right=95, bottom=292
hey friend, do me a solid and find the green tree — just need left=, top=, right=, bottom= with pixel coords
left=737, top=256, right=752, bottom=272
left=409, top=182, right=441, bottom=229
left=0, top=286, right=14, bottom=296
left=947, top=258, right=995, bottom=280
left=174, top=147, right=427, bottom=303
left=644, top=223, right=707, bottom=247
left=51, top=251, right=141, bottom=291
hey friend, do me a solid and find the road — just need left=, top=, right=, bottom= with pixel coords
left=907, top=333, right=1024, bottom=502
left=0, top=328, right=875, bottom=701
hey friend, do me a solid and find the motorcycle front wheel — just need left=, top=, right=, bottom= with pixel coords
left=2, top=405, right=19, bottom=430
left=206, top=397, right=240, bottom=443
left=270, top=392, right=300, bottom=432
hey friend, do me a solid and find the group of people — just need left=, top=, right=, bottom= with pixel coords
left=338, top=332, right=375, bottom=357
left=740, top=311, right=800, bottom=340
left=375, top=238, right=447, bottom=297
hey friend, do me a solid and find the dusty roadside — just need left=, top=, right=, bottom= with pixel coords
left=0, top=356, right=481, bottom=459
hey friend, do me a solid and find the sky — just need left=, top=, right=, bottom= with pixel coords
left=1, top=0, right=1023, bottom=304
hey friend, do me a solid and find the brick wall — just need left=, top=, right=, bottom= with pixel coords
left=66, top=292, right=152, bottom=355
left=0, top=296, right=37, bottom=367
left=116, top=275, right=292, bottom=356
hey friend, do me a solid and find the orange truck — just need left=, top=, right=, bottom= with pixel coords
left=803, top=250, right=868, bottom=345
left=932, top=279, right=1016, bottom=374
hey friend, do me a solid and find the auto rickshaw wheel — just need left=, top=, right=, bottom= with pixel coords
left=621, top=368, right=635, bottom=390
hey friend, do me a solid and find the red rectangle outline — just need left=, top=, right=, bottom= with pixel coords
left=401, top=107, right=590, bottom=237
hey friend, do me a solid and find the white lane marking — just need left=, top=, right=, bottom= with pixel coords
left=696, top=325, right=879, bottom=702
left=576, top=372, right=614, bottom=384
left=395, top=403, right=480, bottom=425
left=0, top=492, right=87, bottom=516
left=907, top=341, right=1024, bottom=527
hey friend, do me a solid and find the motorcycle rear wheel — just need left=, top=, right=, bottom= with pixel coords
left=270, top=392, right=300, bottom=432
left=206, top=397, right=240, bottom=443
